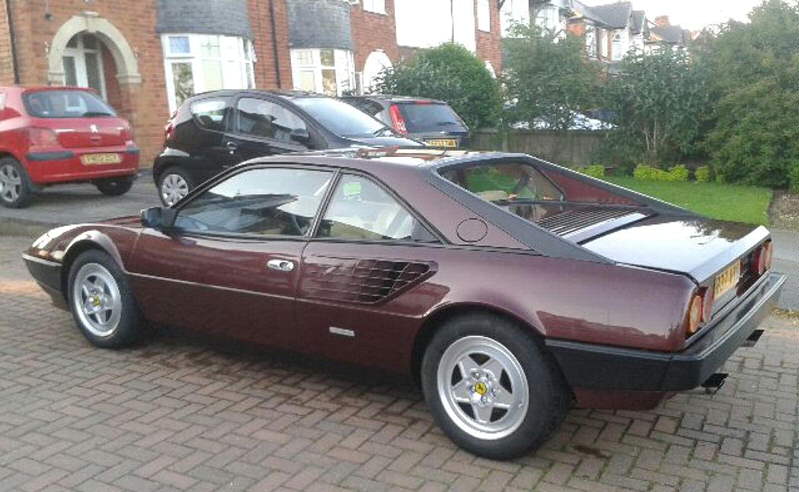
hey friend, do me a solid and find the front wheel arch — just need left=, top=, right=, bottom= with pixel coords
left=411, top=303, right=553, bottom=388
left=60, top=240, right=124, bottom=304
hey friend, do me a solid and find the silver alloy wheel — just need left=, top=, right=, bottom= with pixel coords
left=160, top=173, right=189, bottom=206
left=0, top=163, right=21, bottom=203
left=72, top=263, right=123, bottom=337
left=437, top=336, right=529, bottom=440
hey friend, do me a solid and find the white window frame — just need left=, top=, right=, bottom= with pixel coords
left=477, top=0, right=491, bottom=32
left=62, top=34, right=107, bottom=100
left=363, top=0, right=386, bottom=14
left=290, top=48, right=356, bottom=96
left=161, top=34, right=255, bottom=113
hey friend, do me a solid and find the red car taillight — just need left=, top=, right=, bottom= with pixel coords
left=389, top=104, right=408, bottom=134
left=164, top=121, right=174, bottom=141
left=752, top=241, right=773, bottom=275
left=121, top=124, right=134, bottom=142
left=27, top=127, right=59, bottom=148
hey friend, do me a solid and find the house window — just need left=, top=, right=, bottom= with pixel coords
left=363, top=0, right=386, bottom=14
left=290, top=48, right=356, bottom=96
left=585, top=27, right=597, bottom=59
left=612, top=31, right=624, bottom=61
left=162, top=34, right=255, bottom=112
left=477, top=0, right=491, bottom=32
left=62, top=33, right=107, bottom=99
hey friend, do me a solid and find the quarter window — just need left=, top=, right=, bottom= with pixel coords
left=191, top=98, right=229, bottom=131
left=318, top=175, right=435, bottom=242
left=236, top=98, right=308, bottom=143
left=175, top=168, right=333, bottom=237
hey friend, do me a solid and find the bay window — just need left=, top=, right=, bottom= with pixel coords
left=162, top=34, right=255, bottom=112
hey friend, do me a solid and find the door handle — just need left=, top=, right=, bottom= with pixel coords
left=266, top=259, right=295, bottom=272
left=226, top=141, right=238, bottom=154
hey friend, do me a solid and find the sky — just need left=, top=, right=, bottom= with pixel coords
left=582, top=0, right=764, bottom=30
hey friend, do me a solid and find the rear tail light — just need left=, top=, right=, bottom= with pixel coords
left=752, top=241, right=773, bottom=276
left=27, top=127, right=59, bottom=148
left=686, top=293, right=704, bottom=336
left=389, top=104, right=408, bottom=134
left=121, top=124, right=134, bottom=142
left=164, top=121, right=174, bottom=141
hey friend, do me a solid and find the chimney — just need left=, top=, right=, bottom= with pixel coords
left=655, top=15, right=670, bottom=27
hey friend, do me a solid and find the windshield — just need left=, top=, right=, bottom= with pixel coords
left=24, top=90, right=116, bottom=118
left=294, top=97, right=389, bottom=138
left=398, top=103, right=468, bottom=133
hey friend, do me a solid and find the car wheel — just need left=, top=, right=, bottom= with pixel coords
left=0, top=158, right=33, bottom=208
left=158, top=168, right=193, bottom=207
left=67, top=250, right=147, bottom=348
left=421, top=313, right=571, bottom=460
left=96, top=176, right=134, bottom=196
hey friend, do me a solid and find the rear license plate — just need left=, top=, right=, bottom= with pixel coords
left=714, top=261, right=742, bottom=298
left=81, top=153, right=121, bottom=165
left=425, top=138, right=458, bottom=148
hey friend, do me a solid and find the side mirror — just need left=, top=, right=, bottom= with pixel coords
left=140, top=207, right=177, bottom=229
left=290, top=128, right=311, bottom=144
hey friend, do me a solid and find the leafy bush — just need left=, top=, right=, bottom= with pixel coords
left=789, top=162, right=799, bottom=192
left=601, top=49, right=710, bottom=168
left=502, top=23, right=601, bottom=130
left=633, top=165, right=690, bottom=182
left=695, top=166, right=711, bottom=183
left=699, top=0, right=799, bottom=188
left=580, top=165, right=606, bottom=178
left=372, top=43, right=501, bottom=129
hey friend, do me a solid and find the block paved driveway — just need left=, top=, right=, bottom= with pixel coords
left=0, top=234, right=797, bottom=492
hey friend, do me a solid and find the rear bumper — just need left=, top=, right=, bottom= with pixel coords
left=546, top=271, right=786, bottom=392
left=25, top=146, right=140, bottom=184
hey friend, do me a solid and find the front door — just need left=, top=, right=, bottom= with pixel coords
left=62, top=34, right=106, bottom=99
left=224, top=97, right=310, bottom=162
left=128, top=166, right=336, bottom=347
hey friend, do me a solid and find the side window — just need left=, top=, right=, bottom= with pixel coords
left=318, top=174, right=436, bottom=242
left=236, top=98, right=307, bottom=143
left=191, top=98, right=228, bottom=131
left=175, top=168, right=333, bottom=237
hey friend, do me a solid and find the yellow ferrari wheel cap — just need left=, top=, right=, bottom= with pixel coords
left=474, top=382, right=488, bottom=396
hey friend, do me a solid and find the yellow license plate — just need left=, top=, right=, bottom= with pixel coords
left=81, top=153, right=121, bottom=165
left=714, top=261, right=741, bottom=298
left=425, top=138, right=458, bottom=148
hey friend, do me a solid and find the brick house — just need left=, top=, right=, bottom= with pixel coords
left=0, top=0, right=501, bottom=167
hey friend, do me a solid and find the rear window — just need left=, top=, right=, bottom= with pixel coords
left=294, top=97, right=386, bottom=138
left=398, top=103, right=467, bottom=133
left=440, top=162, right=564, bottom=203
left=24, top=90, right=116, bottom=118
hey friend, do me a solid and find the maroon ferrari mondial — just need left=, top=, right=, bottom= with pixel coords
left=23, top=149, right=784, bottom=459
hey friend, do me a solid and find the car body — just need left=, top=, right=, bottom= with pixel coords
left=0, top=86, right=139, bottom=208
left=24, top=149, right=784, bottom=459
left=340, top=95, right=470, bottom=149
left=153, top=90, right=422, bottom=206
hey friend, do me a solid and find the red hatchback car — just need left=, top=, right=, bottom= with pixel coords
left=0, top=86, right=139, bottom=208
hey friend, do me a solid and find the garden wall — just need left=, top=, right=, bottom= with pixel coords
left=471, top=130, right=607, bottom=168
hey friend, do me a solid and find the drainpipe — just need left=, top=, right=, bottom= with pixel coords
left=6, top=0, right=19, bottom=83
left=268, top=0, right=282, bottom=88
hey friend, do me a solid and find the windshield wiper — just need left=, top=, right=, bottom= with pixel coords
left=372, top=126, right=395, bottom=137
left=82, top=111, right=113, bottom=117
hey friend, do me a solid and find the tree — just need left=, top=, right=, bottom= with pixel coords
left=372, top=43, right=501, bottom=130
left=502, top=23, right=601, bottom=130
left=601, top=48, right=709, bottom=167
left=699, top=0, right=799, bottom=188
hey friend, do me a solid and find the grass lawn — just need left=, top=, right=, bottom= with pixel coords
left=603, top=177, right=773, bottom=225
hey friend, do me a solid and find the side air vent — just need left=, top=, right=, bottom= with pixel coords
left=536, top=206, right=641, bottom=236
left=303, top=257, right=435, bottom=305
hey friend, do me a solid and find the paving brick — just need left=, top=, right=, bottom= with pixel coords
left=0, top=235, right=797, bottom=492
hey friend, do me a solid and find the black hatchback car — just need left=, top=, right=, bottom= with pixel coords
left=154, top=90, right=421, bottom=206
left=341, top=95, right=470, bottom=149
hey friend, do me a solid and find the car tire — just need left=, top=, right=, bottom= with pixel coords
left=158, top=167, right=194, bottom=207
left=96, top=176, right=134, bottom=196
left=421, top=313, right=571, bottom=460
left=0, top=157, right=33, bottom=208
left=67, top=250, right=148, bottom=348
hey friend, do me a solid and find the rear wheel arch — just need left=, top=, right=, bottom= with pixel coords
left=411, top=303, right=554, bottom=387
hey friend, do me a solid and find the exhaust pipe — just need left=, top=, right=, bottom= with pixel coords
left=701, top=373, right=728, bottom=394
left=742, top=329, right=764, bottom=347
